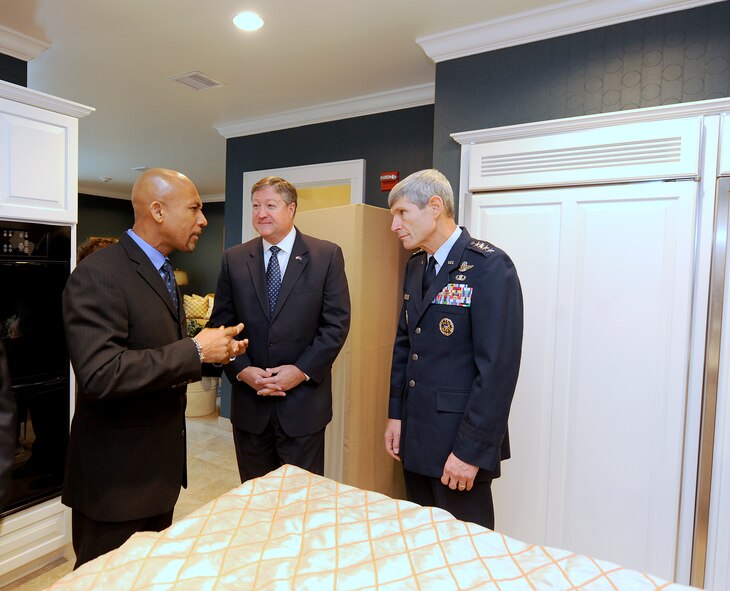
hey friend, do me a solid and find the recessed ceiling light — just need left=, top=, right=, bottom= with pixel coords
left=233, top=11, right=264, bottom=31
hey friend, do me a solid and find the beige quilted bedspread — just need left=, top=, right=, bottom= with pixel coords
left=46, top=465, right=695, bottom=590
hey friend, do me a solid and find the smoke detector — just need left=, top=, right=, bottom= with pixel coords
left=168, top=70, right=225, bottom=91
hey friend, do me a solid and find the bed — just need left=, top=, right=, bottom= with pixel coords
left=46, top=465, right=695, bottom=590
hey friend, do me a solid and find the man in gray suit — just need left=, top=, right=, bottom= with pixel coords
left=62, top=168, right=247, bottom=568
left=209, top=176, right=350, bottom=482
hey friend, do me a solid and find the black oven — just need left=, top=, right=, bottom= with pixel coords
left=0, top=221, right=71, bottom=516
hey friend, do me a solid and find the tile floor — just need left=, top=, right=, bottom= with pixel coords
left=2, top=412, right=240, bottom=591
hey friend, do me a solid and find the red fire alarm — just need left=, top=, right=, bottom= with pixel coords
left=380, top=171, right=399, bottom=192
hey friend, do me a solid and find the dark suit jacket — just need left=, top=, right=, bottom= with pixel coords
left=62, top=232, right=202, bottom=522
left=389, top=228, right=523, bottom=481
left=210, top=229, right=350, bottom=437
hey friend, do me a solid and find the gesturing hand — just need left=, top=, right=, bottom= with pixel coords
left=194, top=323, right=244, bottom=364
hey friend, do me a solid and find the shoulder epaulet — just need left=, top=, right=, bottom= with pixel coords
left=410, top=248, right=426, bottom=258
left=467, top=240, right=496, bottom=256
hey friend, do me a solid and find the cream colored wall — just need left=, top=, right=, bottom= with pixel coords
left=295, top=204, right=408, bottom=499
left=297, top=184, right=351, bottom=211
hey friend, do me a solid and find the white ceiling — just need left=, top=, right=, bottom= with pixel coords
left=0, top=0, right=718, bottom=199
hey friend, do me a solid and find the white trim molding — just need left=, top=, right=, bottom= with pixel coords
left=417, top=0, right=725, bottom=63
left=0, top=80, right=94, bottom=119
left=451, top=96, right=730, bottom=146
left=216, top=84, right=433, bottom=139
left=0, top=24, right=49, bottom=61
left=77, top=184, right=225, bottom=203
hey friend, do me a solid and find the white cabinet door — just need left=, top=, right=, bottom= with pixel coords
left=469, top=180, right=697, bottom=581
left=0, top=97, right=78, bottom=224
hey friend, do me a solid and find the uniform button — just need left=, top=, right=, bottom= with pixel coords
left=269, top=341, right=275, bottom=347
left=411, top=354, right=419, bottom=361
left=409, top=380, right=416, bottom=388
left=182, top=429, right=186, bottom=437
left=415, top=327, right=422, bottom=334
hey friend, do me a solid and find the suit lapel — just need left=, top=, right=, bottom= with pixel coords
left=247, top=238, right=270, bottom=318
left=120, top=234, right=179, bottom=320
left=272, top=231, right=308, bottom=322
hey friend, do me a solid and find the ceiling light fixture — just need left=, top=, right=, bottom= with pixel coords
left=233, top=11, right=264, bottom=31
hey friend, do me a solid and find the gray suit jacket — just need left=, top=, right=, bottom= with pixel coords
left=62, top=232, right=201, bottom=521
left=210, top=229, right=350, bottom=437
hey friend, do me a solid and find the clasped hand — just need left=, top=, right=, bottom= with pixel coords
left=238, top=364, right=306, bottom=397
left=194, top=323, right=248, bottom=364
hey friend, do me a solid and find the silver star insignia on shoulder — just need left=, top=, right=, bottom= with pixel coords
left=471, top=240, right=495, bottom=253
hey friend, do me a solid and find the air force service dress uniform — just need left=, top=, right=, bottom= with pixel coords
left=389, top=228, right=523, bottom=526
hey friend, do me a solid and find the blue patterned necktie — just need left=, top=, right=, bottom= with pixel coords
left=266, top=246, right=282, bottom=316
left=160, top=259, right=178, bottom=310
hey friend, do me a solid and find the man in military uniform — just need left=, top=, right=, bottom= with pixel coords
left=384, top=169, right=523, bottom=529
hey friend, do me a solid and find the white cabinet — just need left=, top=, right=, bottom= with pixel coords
left=469, top=181, right=697, bottom=580
left=0, top=80, right=92, bottom=585
left=0, top=81, right=93, bottom=224
left=453, top=100, right=730, bottom=587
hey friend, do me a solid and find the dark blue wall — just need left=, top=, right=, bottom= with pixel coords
left=434, top=1, right=730, bottom=198
left=0, top=53, right=26, bottom=86
left=78, top=194, right=225, bottom=297
left=223, top=105, right=434, bottom=248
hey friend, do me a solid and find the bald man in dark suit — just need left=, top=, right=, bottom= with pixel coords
left=62, top=168, right=247, bottom=568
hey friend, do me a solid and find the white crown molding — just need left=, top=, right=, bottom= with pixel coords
left=78, top=185, right=225, bottom=203
left=202, top=193, right=225, bottom=203
left=77, top=185, right=130, bottom=200
left=216, top=83, right=434, bottom=139
left=0, top=79, right=94, bottom=118
left=0, top=24, right=49, bottom=61
left=418, top=0, right=724, bottom=63
left=451, top=96, right=730, bottom=145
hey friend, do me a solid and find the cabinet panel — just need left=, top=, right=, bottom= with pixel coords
left=468, top=117, right=702, bottom=192
left=474, top=199, right=561, bottom=543
left=0, top=98, right=77, bottom=224
left=471, top=181, right=697, bottom=580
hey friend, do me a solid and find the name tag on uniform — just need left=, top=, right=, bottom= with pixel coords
left=432, top=283, right=472, bottom=307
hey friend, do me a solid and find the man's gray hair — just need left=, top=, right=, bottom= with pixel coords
left=387, top=169, right=455, bottom=220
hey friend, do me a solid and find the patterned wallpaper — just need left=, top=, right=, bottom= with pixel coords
left=433, top=1, right=730, bottom=199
